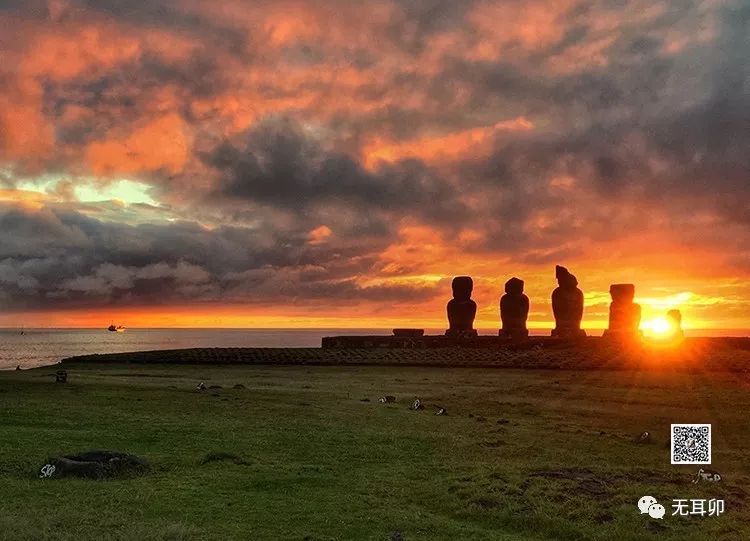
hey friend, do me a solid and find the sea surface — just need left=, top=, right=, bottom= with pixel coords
left=1, top=327, right=747, bottom=370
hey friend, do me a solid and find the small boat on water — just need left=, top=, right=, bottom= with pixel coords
left=107, top=324, right=125, bottom=332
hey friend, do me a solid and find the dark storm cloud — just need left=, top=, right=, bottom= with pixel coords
left=385, top=0, right=477, bottom=53
left=201, top=118, right=471, bottom=230
left=0, top=203, right=437, bottom=309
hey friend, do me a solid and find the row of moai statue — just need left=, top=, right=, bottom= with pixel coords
left=446, top=265, right=679, bottom=339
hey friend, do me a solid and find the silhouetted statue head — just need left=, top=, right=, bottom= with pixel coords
left=451, top=276, right=473, bottom=301
left=604, top=283, right=641, bottom=338
left=609, top=283, right=635, bottom=303
left=666, top=309, right=684, bottom=339
left=666, top=309, right=682, bottom=326
left=555, top=265, right=578, bottom=288
left=445, top=276, right=477, bottom=337
left=551, top=265, right=585, bottom=338
left=499, top=276, right=529, bottom=339
left=504, top=277, right=524, bottom=295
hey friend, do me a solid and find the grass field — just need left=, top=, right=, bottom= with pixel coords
left=1, top=361, right=749, bottom=540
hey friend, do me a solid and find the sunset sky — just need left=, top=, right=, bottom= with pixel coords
left=1, top=0, right=748, bottom=330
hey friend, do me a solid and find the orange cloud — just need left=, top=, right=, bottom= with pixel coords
left=307, top=225, right=333, bottom=245
left=364, top=117, right=533, bottom=167
left=86, top=114, right=191, bottom=176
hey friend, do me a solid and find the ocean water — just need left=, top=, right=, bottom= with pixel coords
left=1, top=328, right=747, bottom=370
left=0, top=328, right=384, bottom=370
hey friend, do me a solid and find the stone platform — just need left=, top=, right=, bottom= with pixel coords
left=320, top=334, right=586, bottom=349
left=58, top=336, right=750, bottom=372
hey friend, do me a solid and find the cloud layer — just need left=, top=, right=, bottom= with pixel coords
left=1, top=0, right=749, bottom=328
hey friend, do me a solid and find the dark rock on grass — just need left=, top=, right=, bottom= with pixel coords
left=389, top=530, right=405, bottom=541
left=208, top=385, right=222, bottom=389
left=378, top=395, right=396, bottom=404
left=360, top=398, right=371, bottom=402
left=497, top=418, right=510, bottom=424
left=634, top=431, right=652, bottom=444
left=232, top=384, right=246, bottom=389
left=41, top=450, right=149, bottom=479
left=199, top=451, right=251, bottom=466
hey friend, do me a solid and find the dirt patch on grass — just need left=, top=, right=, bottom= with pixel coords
left=529, top=468, right=611, bottom=497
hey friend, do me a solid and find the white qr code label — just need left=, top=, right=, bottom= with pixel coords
left=671, top=424, right=711, bottom=465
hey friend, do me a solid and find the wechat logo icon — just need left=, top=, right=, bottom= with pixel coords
left=638, top=496, right=665, bottom=519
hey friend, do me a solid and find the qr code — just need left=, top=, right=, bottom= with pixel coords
left=671, top=424, right=711, bottom=464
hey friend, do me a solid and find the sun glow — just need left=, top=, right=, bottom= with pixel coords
left=644, top=317, right=673, bottom=336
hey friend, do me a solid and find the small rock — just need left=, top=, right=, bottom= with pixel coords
left=409, top=399, right=424, bottom=411
left=55, top=370, right=67, bottom=383
left=496, top=418, right=510, bottom=424
left=360, top=398, right=371, bottom=402
left=196, top=382, right=206, bottom=391
left=436, top=407, right=447, bottom=416
left=208, top=385, right=222, bottom=389
left=634, top=431, right=652, bottom=444
left=232, top=384, right=246, bottom=390
left=378, top=395, right=396, bottom=404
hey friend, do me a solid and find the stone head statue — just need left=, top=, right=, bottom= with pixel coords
left=555, top=265, right=578, bottom=288
left=609, top=283, right=635, bottom=303
left=504, top=277, right=524, bottom=295
left=451, top=276, right=473, bottom=301
left=446, top=275, right=477, bottom=336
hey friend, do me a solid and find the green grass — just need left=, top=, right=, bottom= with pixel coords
left=1, top=363, right=749, bottom=540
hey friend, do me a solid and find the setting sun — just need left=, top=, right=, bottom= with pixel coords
left=643, top=317, right=673, bottom=336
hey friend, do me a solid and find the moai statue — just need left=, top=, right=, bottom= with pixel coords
left=499, top=277, right=529, bottom=339
left=551, top=265, right=586, bottom=338
left=666, top=309, right=684, bottom=338
left=603, top=284, right=642, bottom=337
left=445, top=276, right=478, bottom=337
